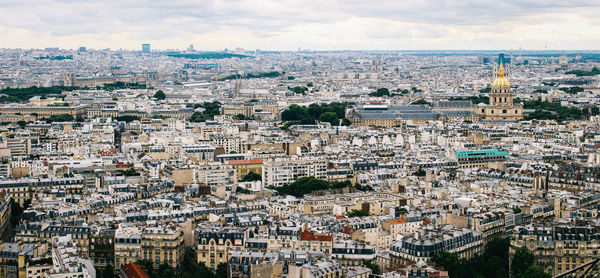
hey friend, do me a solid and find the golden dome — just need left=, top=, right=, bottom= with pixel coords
left=492, top=62, right=510, bottom=88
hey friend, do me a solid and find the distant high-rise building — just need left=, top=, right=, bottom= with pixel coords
left=188, top=44, right=194, bottom=51
left=78, top=47, right=86, bottom=53
left=142, top=44, right=151, bottom=53
left=498, top=53, right=510, bottom=64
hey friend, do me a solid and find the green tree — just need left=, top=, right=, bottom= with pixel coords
left=362, top=260, right=381, bottom=275
left=101, top=265, right=114, bottom=278
left=348, top=209, right=370, bottom=217
left=520, top=265, right=550, bottom=278
left=511, top=248, right=534, bottom=278
left=154, top=90, right=166, bottom=100
left=17, top=120, right=27, bottom=129
left=121, top=168, right=139, bottom=176
left=411, top=99, right=430, bottom=105
left=114, top=115, right=141, bottom=122
left=369, top=88, right=390, bottom=97
left=289, top=86, right=308, bottom=94
left=215, top=263, right=228, bottom=278
left=240, top=172, right=261, bottom=182
left=268, top=176, right=330, bottom=197
left=44, top=114, right=74, bottom=123
left=432, top=251, right=465, bottom=278
left=189, top=101, right=221, bottom=122
left=319, top=112, right=339, bottom=126
left=233, top=114, right=248, bottom=120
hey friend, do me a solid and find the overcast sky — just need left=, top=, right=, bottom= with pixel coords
left=1, top=0, right=599, bottom=51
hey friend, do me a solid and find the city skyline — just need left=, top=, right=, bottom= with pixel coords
left=1, top=0, right=600, bottom=51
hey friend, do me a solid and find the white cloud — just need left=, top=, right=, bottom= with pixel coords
left=0, top=0, right=598, bottom=50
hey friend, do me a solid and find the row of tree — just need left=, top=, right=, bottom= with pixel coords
left=515, top=99, right=598, bottom=121
left=134, top=260, right=227, bottom=278
left=368, top=87, right=421, bottom=97
left=431, top=238, right=549, bottom=278
left=280, top=102, right=351, bottom=129
left=219, top=71, right=281, bottom=81
left=0, top=86, right=81, bottom=102
left=267, top=177, right=371, bottom=197
left=565, top=67, right=600, bottom=76
left=189, top=101, right=222, bottom=122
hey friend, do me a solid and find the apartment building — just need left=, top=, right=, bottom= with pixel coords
left=389, top=226, right=483, bottom=265
left=331, top=240, right=376, bottom=266
left=114, top=226, right=142, bottom=271
left=262, top=158, right=327, bottom=187
left=510, top=223, right=600, bottom=276
left=227, top=159, right=263, bottom=181
left=141, top=225, right=185, bottom=270
left=195, top=227, right=246, bottom=269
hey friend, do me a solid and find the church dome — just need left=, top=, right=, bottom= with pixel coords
left=492, top=63, right=510, bottom=88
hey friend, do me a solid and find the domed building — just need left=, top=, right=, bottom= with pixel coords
left=476, top=63, right=523, bottom=120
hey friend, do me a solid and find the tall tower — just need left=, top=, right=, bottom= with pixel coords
left=142, top=44, right=151, bottom=53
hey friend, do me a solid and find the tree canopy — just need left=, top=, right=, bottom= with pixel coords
left=281, top=102, right=350, bottom=129
left=348, top=209, right=370, bottom=217
left=565, top=67, right=600, bottom=76
left=154, top=90, right=166, bottom=100
left=430, top=238, right=548, bottom=278
left=289, top=86, right=309, bottom=95
left=369, top=88, right=391, bottom=97
left=115, top=115, right=141, bottom=123
left=0, top=86, right=81, bottom=103
left=219, top=71, right=281, bottom=81
left=267, top=177, right=362, bottom=197
left=240, top=172, right=261, bottom=182
left=411, top=99, right=430, bottom=105
left=189, top=101, right=221, bottom=122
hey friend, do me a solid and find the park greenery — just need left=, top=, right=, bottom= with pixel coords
left=135, top=260, right=227, bottom=278
left=289, top=86, right=309, bottom=95
left=219, top=71, right=281, bottom=81
left=515, top=99, right=598, bottom=121
left=449, top=96, right=490, bottom=104
left=120, top=168, right=140, bottom=176
left=0, top=86, right=81, bottom=102
left=154, top=90, right=166, bottom=100
left=233, top=114, right=249, bottom=120
left=479, top=87, right=491, bottom=94
left=411, top=99, right=430, bottom=105
left=189, top=101, right=222, bottom=122
left=240, top=172, right=261, bottom=182
left=115, top=115, right=141, bottom=123
left=369, top=88, right=391, bottom=97
left=431, top=238, right=549, bottom=278
left=34, top=55, right=73, bottom=60
left=566, top=67, right=600, bottom=76
left=267, top=177, right=371, bottom=197
left=558, top=86, right=585, bottom=94
left=348, top=209, right=370, bottom=217
left=362, top=260, right=381, bottom=274
left=43, top=114, right=74, bottom=123
left=100, top=82, right=148, bottom=91
left=280, top=102, right=351, bottom=129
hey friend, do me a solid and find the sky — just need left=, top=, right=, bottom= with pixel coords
left=1, top=0, right=599, bottom=51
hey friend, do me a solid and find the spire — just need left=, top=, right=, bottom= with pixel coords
left=498, top=62, right=505, bottom=77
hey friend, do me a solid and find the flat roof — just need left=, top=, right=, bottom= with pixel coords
left=456, top=149, right=509, bottom=158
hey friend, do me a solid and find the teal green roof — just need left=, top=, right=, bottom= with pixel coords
left=456, top=149, right=509, bottom=158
